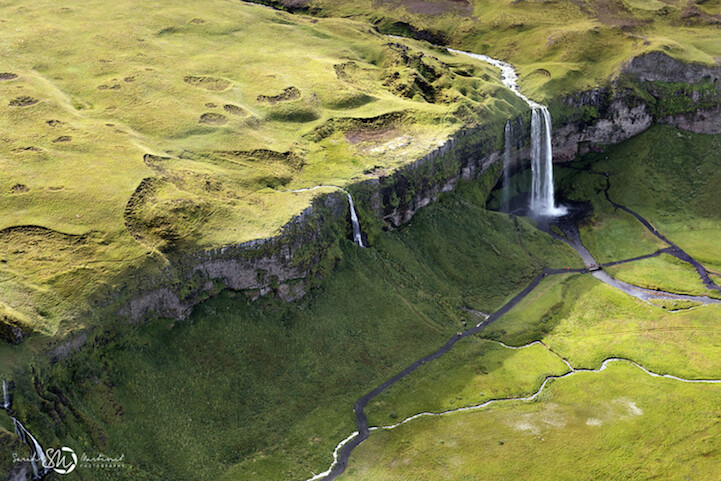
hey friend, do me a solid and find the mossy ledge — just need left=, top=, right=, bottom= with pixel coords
left=105, top=119, right=510, bottom=329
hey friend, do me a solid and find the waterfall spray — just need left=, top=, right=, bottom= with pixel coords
left=501, top=121, right=513, bottom=213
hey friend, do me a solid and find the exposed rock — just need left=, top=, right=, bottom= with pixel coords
left=553, top=100, right=653, bottom=161
left=114, top=49, right=721, bottom=326
left=49, top=331, right=90, bottom=362
left=660, top=106, right=721, bottom=134
left=623, top=50, right=721, bottom=85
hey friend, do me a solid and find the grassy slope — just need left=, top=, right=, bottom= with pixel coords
left=486, top=274, right=721, bottom=377
left=607, top=253, right=721, bottom=297
left=365, top=338, right=570, bottom=426
left=601, top=127, right=721, bottom=272
left=287, top=0, right=721, bottom=100
left=0, top=0, right=529, bottom=335
left=339, top=259, right=721, bottom=480
left=341, top=271, right=721, bottom=479
left=330, top=124, right=721, bottom=479
left=6, top=184, right=579, bottom=481
left=558, top=125, right=721, bottom=291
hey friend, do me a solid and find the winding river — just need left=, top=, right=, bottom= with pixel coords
left=4, top=28, right=719, bottom=481
left=302, top=45, right=721, bottom=481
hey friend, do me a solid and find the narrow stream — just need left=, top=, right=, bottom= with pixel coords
left=304, top=170, right=721, bottom=481
left=373, top=339, right=721, bottom=433
left=551, top=214, right=720, bottom=306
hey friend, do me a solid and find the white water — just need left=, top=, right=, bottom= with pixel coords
left=2, top=379, right=8, bottom=410
left=302, top=430, right=359, bottom=481
left=447, top=48, right=566, bottom=217
left=345, top=193, right=365, bottom=248
left=305, top=334, right=721, bottom=480
left=375, top=343, right=721, bottom=432
left=284, top=185, right=365, bottom=247
left=501, top=121, right=512, bottom=212
left=3, top=380, right=48, bottom=478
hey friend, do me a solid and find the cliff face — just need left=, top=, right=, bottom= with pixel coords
left=552, top=96, right=653, bottom=162
left=353, top=125, right=505, bottom=227
left=91, top=50, right=721, bottom=327
left=115, top=193, right=347, bottom=323
left=116, top=122, right=509, bottom=324
left=551, top=52, right=721, bottom=161
left=624, top=51, right=721, bottom=84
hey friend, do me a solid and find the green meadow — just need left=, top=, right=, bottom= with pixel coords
left=0, top=0, right=526, bottom=337
left=342, top=361, right=721, bottom=481
left=2, top=1, right=721, bottom=480
left=2, top=183, right=580, bottom=481
left=558, top=125, right=721, bottom=293
left=272, top=0, right=721, bottom=100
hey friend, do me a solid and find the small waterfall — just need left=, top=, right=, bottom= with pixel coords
left=447, top=48, right=566, bottom=217
left=285, top=185, right=365, bottom=247
left=2, top=379, right=8, bottom=410
left=346, top=193, right=365, bottom=248
left=2, top=380, right=49, bottom=479
left=501, top=121, right=513, bottom=212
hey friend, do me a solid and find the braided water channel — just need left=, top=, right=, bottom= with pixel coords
left=304, top=178, right=721, bottom=481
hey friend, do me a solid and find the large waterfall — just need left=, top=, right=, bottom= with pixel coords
left=448, top=48, right=566, bottom=217
left=530, top=107, right=566, bottom=216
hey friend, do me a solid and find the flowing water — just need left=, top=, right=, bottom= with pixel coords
left=345, top=193, right=365, bottom=248
left=530, top=107, right=566, bottom=216
left=501, top=121, right=512, bottom=213
left=2, top=379, right=8, bottom=410
left=2, top=379, right=50, bottom=479
left=284, top=185, right=365, bottom=247
left=447, top=48, right=566, bottom=217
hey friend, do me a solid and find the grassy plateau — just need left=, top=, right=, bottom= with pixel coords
left=1, top=1, right=721, bottom=481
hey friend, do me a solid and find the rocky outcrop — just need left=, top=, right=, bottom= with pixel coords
left=552, top=99, right=653, bottom=162
left=353, top=125, right=505, bottom=227
left=119, top=195, right=347, bottom=322
left=660, top=105, right=721, bottom=134
left=624, top=51, right=721, bottom=84
left=549, top=51, right=721, bottom=162
left=0, top=304, right=33, bottom=345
